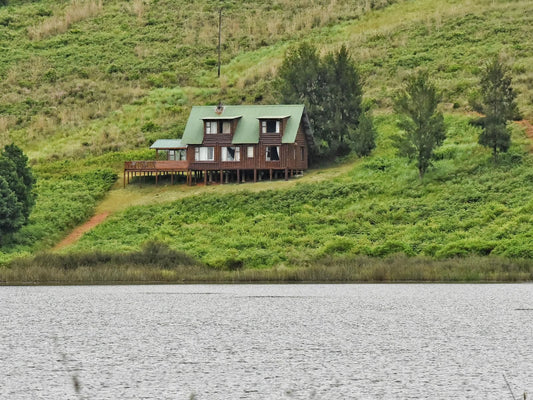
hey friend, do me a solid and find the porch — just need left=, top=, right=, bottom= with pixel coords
left=123, top=160, right=191, bottom=187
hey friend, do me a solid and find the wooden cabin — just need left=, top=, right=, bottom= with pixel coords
left=124, top=104, right=313, bottom=186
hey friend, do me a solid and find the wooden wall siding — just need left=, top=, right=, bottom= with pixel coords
left=125, top=118, right=310, bottom=187
left=186, top=120, right=309, bottom=172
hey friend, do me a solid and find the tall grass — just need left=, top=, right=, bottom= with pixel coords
left=3, top=246, right=532, bottom=284
left=28, top=0, right=103, bottom=41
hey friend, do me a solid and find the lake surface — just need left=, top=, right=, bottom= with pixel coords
left=0, top=284, right=531, bottom=399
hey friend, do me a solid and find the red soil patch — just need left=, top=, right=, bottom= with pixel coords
left=53, top=212, right=110, bottom=250
left=516, top=120, right=533, bottom=151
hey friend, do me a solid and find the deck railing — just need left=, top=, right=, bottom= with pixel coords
left=124, top=160, right=189, bottom=170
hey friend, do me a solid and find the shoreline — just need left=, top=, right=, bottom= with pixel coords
left=2, top=254, right=532, bottom=285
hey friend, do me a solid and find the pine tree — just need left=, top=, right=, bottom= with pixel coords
left=477, top=57, right=519, bottom=158
left=348, top=110, right=376, bottom=157
left=278, top=43, right=363, bottom=160
left=1, top=144, right=36, bottom=221
left=393, top=71, right=446, bottom=180
left=0, top=176, right=23, bottom=242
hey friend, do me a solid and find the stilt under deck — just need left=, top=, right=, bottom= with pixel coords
left=124, top=161, right=304, bottom=187
left=123, top=161, right=190, bottom=188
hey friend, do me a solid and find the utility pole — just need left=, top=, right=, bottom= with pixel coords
left=217, top=8, right=221, bottom=78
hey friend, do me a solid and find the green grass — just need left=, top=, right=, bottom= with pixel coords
left=1, top=0, right=532, bottom=273
left=60, top=115, right=533, bottom=269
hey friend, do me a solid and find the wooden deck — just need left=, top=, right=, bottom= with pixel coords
left=124, top=161, right=190, bottom=187
left=123, top=160, right=304, bottom=187
left=124, top=160, right=189, bottom=171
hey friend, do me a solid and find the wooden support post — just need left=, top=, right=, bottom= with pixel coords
left=204, top=170, right=207, bottom=186
left=156, top=171, right=158, bottom=185
left=171, top=171, right=174, bottom=185
left=269, top=169, right=273, bottom=181
left=253, top=169, right=257, bottom=183
left=285, top=168, right=288, bottom=181
left=220, top=169, right=223, bottom=184
left=237, top=169, right=240, bottom=184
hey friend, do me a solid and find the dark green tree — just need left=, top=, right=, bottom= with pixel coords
left=278, top=43, right=363, bottom=160
left=0, top=176, right=23, bottom=243
left=393, top=71, right=446, bottom=180
left=321, top=45, right=363, bottom=156
left=476, top=57, right=520, bottom=158
left=347, top=110, right=376, bottom=157
left=1, top=143, right=36, bottom=220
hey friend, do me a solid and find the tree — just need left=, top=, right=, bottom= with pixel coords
left=0, top=176, right=23, bottom=243
left=1, top=143, right=36, bottom=220
left=0, top=144, right=35, bottom=241
left=347, top=110, right=376, bottom=157
left=476, top=56, right=520, bottom=158
left=278, top=43, right=363, bottom=160
left=393, top=71, right=446, bottom=180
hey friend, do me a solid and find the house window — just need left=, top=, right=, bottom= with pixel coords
left=222, top=121, right=231, bottom=134
left=301, top=146, right=305, bottom=161
left=168, top=150, right=186, bottom=161
left=222, top=146, right=240, bottom=162
left=195, top=146, right=214, bottom=161
left=266, top=146, right=280, bottom=161
left=261, top=120, right=280, bottom=134
left=205, top=121, right=232, bottom=134
left=205, top=121, right=217, bottom=134
left=247, top=146, right=254, bottom=158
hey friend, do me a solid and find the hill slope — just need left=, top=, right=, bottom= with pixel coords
left=0, top=0, right=532, bottom=265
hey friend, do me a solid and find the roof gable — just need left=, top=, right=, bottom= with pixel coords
left=181, top=105, right=308, bottom=145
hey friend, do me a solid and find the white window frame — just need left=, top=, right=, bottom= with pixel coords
left=205, top=121, right=218, bottom=134
left=195, top=146, right=215, bottom=161
left=222, top=121, right=231, bottom=134
left=222, top=146, right=240, bottom=162
left=261, top=120, right=280, bottom=134
left=247, top=146, right=254, bottom=158
left=266, top=146, right=280, bottom=161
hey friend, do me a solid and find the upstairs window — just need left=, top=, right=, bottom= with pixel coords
left=261, top=120, right=280, bottom=134
left=247, top=146, right=254, bottom=158
left=205, top=120, right=232, bottom=134
left=205, top=121, right=217, bottom=134
left=222, top=146, right=240, bottom=162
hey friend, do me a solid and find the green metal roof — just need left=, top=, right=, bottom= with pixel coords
left=150, top=139, right=187, bottom=149
left=181, top=105, right=308, bottom=145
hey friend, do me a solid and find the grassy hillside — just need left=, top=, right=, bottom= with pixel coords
left=64, top=115, right=533, bottom=269
left=1, top=0, right=533, bottom=269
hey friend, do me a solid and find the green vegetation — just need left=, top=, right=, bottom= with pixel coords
left=0, top=0, right=532, bottom=280
left=393, top=71, right=446, bottom=179
left=474, top=56, right=520, bottom=157
left=0, top=144, right=35, bottom=242
left=57, top=116, right=532, bottom=271
left=278, top=43, right=364, bottom=158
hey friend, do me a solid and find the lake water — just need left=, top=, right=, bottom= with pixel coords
left=0, top=284, right=531, bottom=399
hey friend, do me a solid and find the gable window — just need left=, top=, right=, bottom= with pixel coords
left=247, top=146, right=254, bottom=158
left=222, top=121, right=231, bottom=134
left=222, top=146, right=240, bottom=162
left=301, top=146, right=305, bottom=161
left=261, top=120, right=280, bottom=134
left=266, top=146, right=280, bottom=161
left=195, top=146, right=214, bottom=161
left=205, top=121, right=217, bottom=134
left=205, top=120, right=232, bottom=134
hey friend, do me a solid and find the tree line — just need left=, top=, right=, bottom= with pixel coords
left=0, top=144, right=35, bottom=243
left=278, top=43, right=519, bottom=179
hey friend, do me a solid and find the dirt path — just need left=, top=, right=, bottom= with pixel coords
left=516, top=119, right=533, bottom=151
left=53, top=212, right=110, bottom=251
